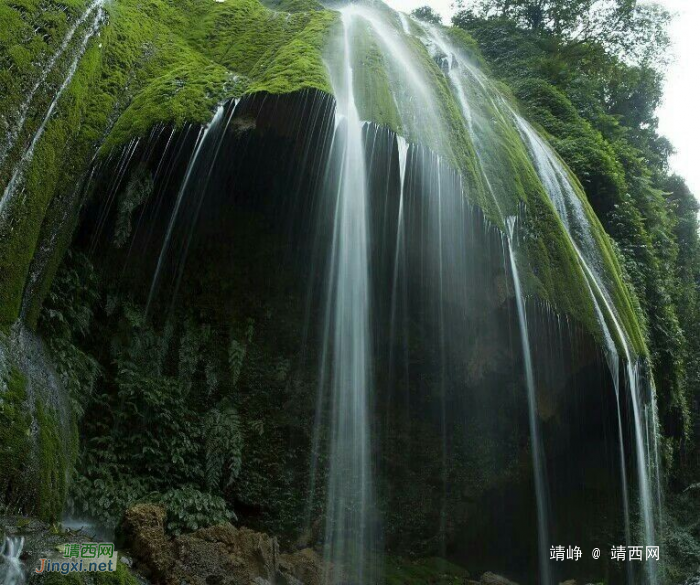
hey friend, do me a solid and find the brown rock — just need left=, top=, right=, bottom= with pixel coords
left=279, top=548, right=324, bottom=585
left=120, top=504, right=175, bottom=582
left=173, top=524, right=280, bottom=585
left=119, top=506, right=325, bottom=585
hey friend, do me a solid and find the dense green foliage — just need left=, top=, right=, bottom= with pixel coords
left=411, top=6, right=443, bottom=25
left=454, top=0, right=671, bottom=66
left=661, top=490, right=700, bottom=583
left=36, top=212, right=318, bottom=538
left=451, top=0, right=699, bottom=484
left=41, top=257, right=242, bottom=529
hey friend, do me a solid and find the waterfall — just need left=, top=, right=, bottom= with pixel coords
left=146, top=103, right=236, bottom=310
left=13, top=2, right=672, bottom=581
left=0, top=537, right=25, bottom=585
left=321, top=9, right=376, bottom=583
left=398, top=16, right=661, bottom=581
left=506, top=217, right=553, bottom=585
left=512, top=106, right=660, bottom=585
left=0, top=6, right=105, bottom=222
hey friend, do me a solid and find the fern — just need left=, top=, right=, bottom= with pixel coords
left=113, top=165, right=154, bottom=248
left=156, top=487, right=235, bottom=535
left=203, top=406, right=243, bottom=491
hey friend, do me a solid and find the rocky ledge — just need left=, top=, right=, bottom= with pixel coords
left=119, top=504, right=324, bottom=585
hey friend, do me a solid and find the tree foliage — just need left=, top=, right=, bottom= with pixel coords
left=453, top=0, right=671, bottom=67
left=411, top=5, right=443, bottom=25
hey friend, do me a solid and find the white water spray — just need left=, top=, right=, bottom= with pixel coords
left=0, top=537, right=25, bottom=585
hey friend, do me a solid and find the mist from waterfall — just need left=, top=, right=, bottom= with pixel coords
left=0, top=537, right=25, bottom=585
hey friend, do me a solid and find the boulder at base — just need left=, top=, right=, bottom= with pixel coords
left=119, top=504, right=324, bottom=585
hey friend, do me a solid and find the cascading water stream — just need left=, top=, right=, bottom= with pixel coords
left=0, top=0, right=105, bottom=169
left=0, top=6, right=105, bottom=221
left=0, top=537, right=25, bottom=585
left=419, top=24, right=499, bottom=213
left=146, top=103, right=236, bottom=311
left=414, top=21, right=554, bottom=576
left=2, top=3, right=670, bottom=582
left=321, top=9, right=375, bottom=583
left=506, top=217, right=553, bottom=585
left=423, top=19, right=661, bottom=569
left=388, top=136, right=409, bottom=347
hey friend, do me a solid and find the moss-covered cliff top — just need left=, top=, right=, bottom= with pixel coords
left=101, top=0, right=338, bottom=149
left=0, top=0, right=647, bottom=356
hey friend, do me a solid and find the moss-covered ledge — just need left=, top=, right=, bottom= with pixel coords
left=101, top=0, right=339, bottom=151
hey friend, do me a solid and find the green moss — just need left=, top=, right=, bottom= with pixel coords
left=384, top=556, right=471, bottom=585
left=259, top=0, right=325, bottom=12
left=347, top=21, right=402, bottom=131
left=1, top=364, right=77, bottom=520
left=102, top=63, right=237, bottom=151
left=104, top=0, right=337, bottom=149
left=0, top=367, right=32, bottom=502
left=513, top=92, right=648, bottom=354
left=36, top=400, right=76, bottom=522
left=445, top=26, right=487, bottom=69
left=0, top=10, right=109, bottom=329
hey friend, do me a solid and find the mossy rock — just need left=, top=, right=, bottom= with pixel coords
left=35, top=400, right=76, bottom=522
left=0, top=367, right=32, bottom=505
left=384, top=556, right=472, bottom=585
left=0, top=0, right=647, bottom=360
left=0, top=343, right=77, bottom=522
left=0, top=0, right=339, bottom=329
